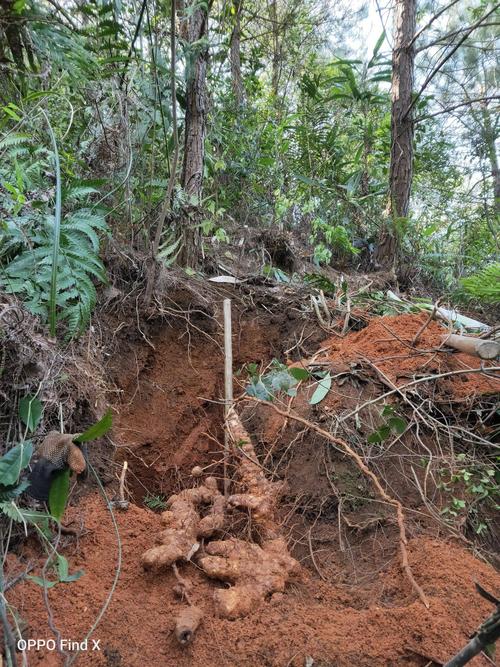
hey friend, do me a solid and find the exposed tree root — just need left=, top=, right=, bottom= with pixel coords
left=244, top=396, right=430, bottom=609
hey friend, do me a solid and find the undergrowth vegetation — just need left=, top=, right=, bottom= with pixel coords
left=0, top=0, right=497, bottom=338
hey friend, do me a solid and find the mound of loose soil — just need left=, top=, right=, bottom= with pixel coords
left=320, top=312, right=499, bottom=399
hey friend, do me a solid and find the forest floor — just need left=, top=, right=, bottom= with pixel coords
left=3, top=260, right=500, bottom=667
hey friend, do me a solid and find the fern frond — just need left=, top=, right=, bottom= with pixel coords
left=0, top=133, right=32, bottom=150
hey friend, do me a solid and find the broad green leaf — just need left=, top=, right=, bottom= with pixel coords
left=246, top=379, right=272, bottom=401
left=268, top=370, right=297, bottom=394
left=62, top=570, right=84, bottom=583
left=56, top=554, right=83, bottom=582
left=370, top=31, right=386, bottom=63
left=0, top=441, right=33, bottom=485
left=378, top=425, right=392, bottom=440
left=2, top=105, right=22, bottom=121
left=388, top=416, right=407, bottom=434
left=74, top=409, right=113, bottom=443
left=19, top=395, right=43, bottom=432
left=368, top=431, right=383, bottom=444
left=309, top=373, right=332, bottom=405
left=289, top=367, right=310, bottom=381
left=57, top=554, right=69, bottom=580
left=49, top=468, right=70, bottom=522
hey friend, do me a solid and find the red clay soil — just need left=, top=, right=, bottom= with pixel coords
left=320, top=312, right=499, bottom=399
left=8, top=493, right=500, bottom=667
left=109, top=307, right=305, bottom=502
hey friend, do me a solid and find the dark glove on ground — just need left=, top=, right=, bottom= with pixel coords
left=27, top=432, right=86, bottom=501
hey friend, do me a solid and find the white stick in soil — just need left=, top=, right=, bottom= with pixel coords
left=223, top=298, right=233, bottom=495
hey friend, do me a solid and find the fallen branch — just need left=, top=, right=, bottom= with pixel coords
left=442, top=334, right=500, bottom=360
left=244, top=396, right=430, bottom=608
left=412, top=302, right=439, bottom=346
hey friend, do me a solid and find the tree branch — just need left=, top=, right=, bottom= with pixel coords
left=416, top=21, right=500, bottom=53
left=408, top=0, right=461, bottom=48
left=415, top=95, right=500, bottom=123
left=405, top=2, right=500, bottom=119
left=119, top=0, right=148, bottom=90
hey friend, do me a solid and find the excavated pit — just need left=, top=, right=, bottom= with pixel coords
left=108, top=299, right=320, bottom=505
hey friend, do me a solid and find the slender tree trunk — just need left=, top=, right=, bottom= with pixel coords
left=361, top=107, right=371, bottom=198
left=230, top=0, right=245, bottom=105
left=144, top=0, right=179, bottom=305
left=481, top=106, right=500, bottom=218
left=375, top=0, right=416, bottom=271
left=269, top=0, right=280, bottom=98
left=179, top=0, right=209, bottom=267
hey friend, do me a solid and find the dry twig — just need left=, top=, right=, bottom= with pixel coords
left=412, top=301, right=439, bottom=346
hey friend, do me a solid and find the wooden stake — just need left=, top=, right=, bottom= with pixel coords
left=223, top=299, right=233, bottom=495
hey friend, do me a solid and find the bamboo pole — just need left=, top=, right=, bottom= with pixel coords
left=223, top=299, right=233, bottom=495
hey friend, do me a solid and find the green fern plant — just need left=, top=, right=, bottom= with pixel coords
left=459, top=263, right=500, bottom=304
left=2, top=207, right=108, bottom=335
left=0, top=126, right=109, bottom=337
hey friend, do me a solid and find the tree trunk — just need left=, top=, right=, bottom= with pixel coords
left=269, top=0, right=280, bottom=98
left=481, top=106, right=500, bottom=219
left=376, top=0, right=416, bottom=271
left=179, top=0, right=209, bottom=267
left=230, top=0, right=245, bottom=105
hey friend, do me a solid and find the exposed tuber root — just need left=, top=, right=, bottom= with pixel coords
left=141, top=410, right=299, bottom=621
left=141, top=476, right=225, bottom=571
left=226, top=407, right=286, bottom=540
left=194, top=409, right=300, bottom=618
left=199, top=537, right=300, bottom=619
left=174, top=605, right=203, bottom=646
